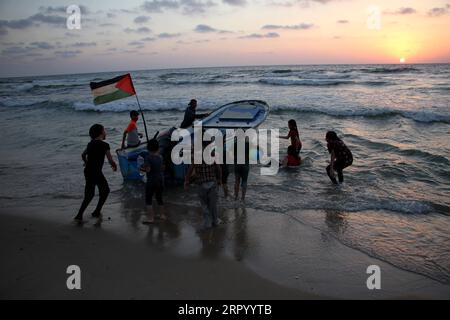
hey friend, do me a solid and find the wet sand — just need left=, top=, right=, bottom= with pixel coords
left=1, top=199, right=449, bottom=299
left=0, top=210, right=317, bottom=300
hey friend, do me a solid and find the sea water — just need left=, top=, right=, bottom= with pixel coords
left=0, top=64, right=449, bottom=285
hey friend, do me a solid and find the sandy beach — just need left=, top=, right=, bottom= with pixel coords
left=1, top=198, right=449, bottom=300
left=0, top=207, right=317, bottom=300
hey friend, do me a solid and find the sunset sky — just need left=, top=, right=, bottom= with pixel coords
left=0, top=0, right=449, bottom=76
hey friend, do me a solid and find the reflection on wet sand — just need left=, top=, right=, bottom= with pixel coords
left=232, top=207, right=248, bottom=262
left=119, top=181, right=147, bottom=230
left=324, top=209, right=348, bottom=235
left=117, top=180, right=251, bottom=262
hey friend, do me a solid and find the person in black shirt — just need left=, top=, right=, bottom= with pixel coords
left=179, top=99, right=209, bottom=129
left=325, top=131, right=353, bottom=184
left=75, top=124, right=117, bottom=221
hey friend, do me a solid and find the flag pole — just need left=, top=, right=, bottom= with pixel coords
left=135, top=94, right=149, bottom=143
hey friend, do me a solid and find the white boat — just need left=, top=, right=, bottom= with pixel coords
left=116, top=100, right=270, bottom=181
left=200, top=100, right=268, bottom=129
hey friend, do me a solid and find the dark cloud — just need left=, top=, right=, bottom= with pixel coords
left=107, top=13, right=117, bottom=18
left=31, top=13, right=66, bottom=26
left=269, top=0, right=342, bottom=7
left=222, top=0, right=246, bottom=6
left=30, top=42, right=55, bottom=50
left=0, top=6, right=90, bottom=32
left=0, top=13, right=66, bottom=31
left=194, top=24, right=231, bottom=34
left=194, top=24, right=216, bottom=33
left=239, top=32, right=280, bottom=39
left=134, top=15, right=151, bottom=24
left=124, top=27, right=152, bottom=34
left=65, top=32, right=81, bottom=38
left=337, top=20, right=349, bottom=24
left=141, top=37, right=156, bottom=41
left=54, top=50, right=82, bottom=58
left=158, top=32, right=181, bottom=38
left=428, top=7, right=449, bottom=17
left=181, top=0, right=217, bottom=15
left=129, top=41, right=145, bottom=46
left=0, top=18, right=34, bottom=29
left=141, top=0, right=180, bottom=12
left=39, top=5, right=90, bottom=15
left=99, top=23, right=117, bottom=27
left=386, top=7, right=416, bottom=15
left=71, top=42, right=97, bottom=48
left=261, top=23, right=313, bottom=30
left=0, top=28, right=8, bottom=36
left=2, top=46, right=34, bottom=55
left=141, top=0, right=216, bottom=15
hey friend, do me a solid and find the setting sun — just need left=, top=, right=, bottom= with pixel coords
left=400, top=58, right=406, bottom=63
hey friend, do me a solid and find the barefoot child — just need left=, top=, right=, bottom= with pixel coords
left=280, top=119, right=302, bottom=156
left=325, top=131, right=353, bottom=184
left=75, top=124, right=117, bottom=221
left=141, top=139, right=166, bottom=224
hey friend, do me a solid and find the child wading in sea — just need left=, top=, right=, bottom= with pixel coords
left=325, top=131, right=353, bottom=184
left=280, top=119, right=302, bottom=156
left=141, top=139, right=166, bottom=224
left=75, top=124, right=117, bottom=221
left=121, top=110, right=144, bottom=149
left=281, top=145, right=302, bottom=167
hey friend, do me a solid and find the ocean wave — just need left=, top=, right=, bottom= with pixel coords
left=270, top=105, right=450, bottom=124
left=258, top=77, right=392, bottom=87
left=259, top=78, right=355, bottom=86
left=272, top=69, right=292, bottom=74
left=359, top=66, right=420, bottom=74
left=298, top=74, right=353, bottom=80
left=343, top=134, right=450, bottom=165
left=23, top=83, right=86, bottom=92
left=2, top=96, right=449, bottom=125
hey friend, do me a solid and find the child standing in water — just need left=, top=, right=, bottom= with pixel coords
left=75, top=124, right=117, bottom=221
left=280, top=119, right=302, bottom=156
left=325, top=131, right=353, bottom=184
left=141, top=139, right=166, bottom=224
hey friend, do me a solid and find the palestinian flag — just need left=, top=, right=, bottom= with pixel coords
left=90, top=73, right=136, bottom=105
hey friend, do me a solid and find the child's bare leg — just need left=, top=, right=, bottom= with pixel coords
left=143, top=205, right=155, bottom=224
left=241, top=186, right=247, bottom=201
left=158, top=205, right=167, bottom=220
left=223, top=184, right=229, bottom=198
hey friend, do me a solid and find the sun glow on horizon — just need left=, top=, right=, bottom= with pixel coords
left=400, top=58, right=406, bottom=63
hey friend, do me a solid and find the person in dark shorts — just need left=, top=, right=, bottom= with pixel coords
left=325, top=131, right=353, bottom=184
left=141, top=139, right=166, bottom=224
left=75, top=124, right=117, bottom=221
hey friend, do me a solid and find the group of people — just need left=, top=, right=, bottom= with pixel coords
left=74, top=99, right=353, bottom=231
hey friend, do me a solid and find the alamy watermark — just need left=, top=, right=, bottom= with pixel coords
left=366, top=265, right=381, bottom=290
left=66, top=5, right=81, bottom=30
left=367, top=5, right=382, bottom=30
left=170, top=124, right=280, bottom=175
left=66, top=265, right=81, bottom=290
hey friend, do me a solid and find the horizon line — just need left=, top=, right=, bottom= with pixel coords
left=2, top=61, right=449, bottom=79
